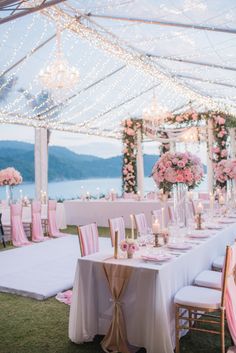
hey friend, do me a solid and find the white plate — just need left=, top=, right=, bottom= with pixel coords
left=188, top=233, right=210, bottom=239
left=167, top=243, right=192, bottom=250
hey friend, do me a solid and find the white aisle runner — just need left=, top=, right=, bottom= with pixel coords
left=0, top=235, right=111, bottom=300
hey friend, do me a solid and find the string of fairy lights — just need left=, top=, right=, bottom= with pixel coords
left=0, top=0, right=236, bottom=139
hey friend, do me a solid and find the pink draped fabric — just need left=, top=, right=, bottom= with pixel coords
left=134, top=213, right=148, bottom=235
left=48, top=200, right=65, bottom=237
left=78, top=223, right=99, bottom=257
left=11, top=203, right=31, bottom=247
left=56, top=290, right=73, bottom=305
left=225, top=243, right=236, bottom=345
left=109, top=217, right=126, bottom=247
left=31, top=201, right=47, bottom=242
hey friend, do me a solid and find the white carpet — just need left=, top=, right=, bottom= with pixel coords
left=0, top=235, right=111, bottom=300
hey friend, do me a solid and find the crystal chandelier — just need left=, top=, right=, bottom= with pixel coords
left=142, top=92, right=169, bottom=127
left=39, top=23, right=80, bottom=90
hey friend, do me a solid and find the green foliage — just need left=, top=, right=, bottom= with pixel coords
left=122, top=118, right=143, bottom=194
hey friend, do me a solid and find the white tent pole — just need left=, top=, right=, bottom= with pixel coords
left=207, top=120, right=214, bottom=193
left=230, top=128, right=236, bottom=158
left=136, top=129, right=144, bottom=198
left=34, top=127, right=48, bottom=200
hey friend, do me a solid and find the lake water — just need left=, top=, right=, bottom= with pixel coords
left=0, top=176, right=208, bottom=200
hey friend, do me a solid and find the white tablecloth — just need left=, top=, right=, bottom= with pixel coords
left=69, top=223, right=236, bottom=353
left=64, top=199, right=164, bottom=227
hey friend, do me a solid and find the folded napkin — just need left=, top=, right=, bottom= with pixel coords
left=141, top=253, right=173, bottom=262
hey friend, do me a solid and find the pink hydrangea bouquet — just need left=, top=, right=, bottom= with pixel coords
left=152, top=151, right=204, bottom=192
left=0, top=167, right=23, bottom=186
left=214, top=159, right=236, bottom=185
left=120, top=239, right=139, bottom=258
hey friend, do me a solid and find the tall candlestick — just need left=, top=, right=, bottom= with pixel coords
left=114, top=230, right=118, bottom=259
left=130, top=214, right=134, bottom=239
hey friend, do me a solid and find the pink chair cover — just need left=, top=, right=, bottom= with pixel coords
left=11, top=203, right=31, bottom=247
left=79, top=223, right=99, bottom=257
left=48, top=200, right=65, bottom=237
left=1, top=200, right=10, bottom=225
left=31, top=201, right=47, bottom=242
left=109, top=217, right=126, bottom=247
left=134, top=213, right=148, bottom=235
left=225, top=243, right=236, bottom=345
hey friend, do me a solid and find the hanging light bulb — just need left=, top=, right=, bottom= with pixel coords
left=39, top=22, right=80, bottom=91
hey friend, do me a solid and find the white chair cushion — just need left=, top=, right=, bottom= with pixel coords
left=194, top=270, right=222, bottom=290
left=227, top=347, right=236, bottom=353
left=174, top=285, right=221, bottom=309
left=212, top=255, right=224, bottom=270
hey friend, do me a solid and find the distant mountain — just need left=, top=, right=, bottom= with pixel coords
left=0, top=141, right=159, bottom=182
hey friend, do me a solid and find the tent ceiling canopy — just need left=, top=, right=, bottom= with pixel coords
left=0, top=0, right=236, bottom=139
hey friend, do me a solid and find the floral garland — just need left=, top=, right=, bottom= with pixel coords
left=122, top=118, right=142, bottom=194
left=166, top=110, right=234, bottom=189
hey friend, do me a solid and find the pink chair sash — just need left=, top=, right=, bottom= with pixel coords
left=48, top=200, right=65, bottom=237
left=134, top=213, right=148, bottom=235
left=31, top=201, right=46, bottom=242
left=109, top=217, right=126, bottom=247
left=11, top=203, right=30, bottom=247
left=225, top=243, right=236, bottom=345
left=79, top=223, right=99, bottom=257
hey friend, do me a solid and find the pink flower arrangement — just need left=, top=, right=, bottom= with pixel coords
left=0, top=167, right=23, bottom=186
left=214, top=159, right=236, bottom=184
left=120, top=239, right=139, bottom=254
left=152, top=151, right=204, bottom=192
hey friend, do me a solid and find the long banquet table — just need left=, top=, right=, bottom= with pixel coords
left=69, top=221, right=236, bottom=353
left=64, top=199, right=164, bottom=227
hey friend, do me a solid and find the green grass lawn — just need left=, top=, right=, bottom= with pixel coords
left=0, top=226, right=232, bottom=353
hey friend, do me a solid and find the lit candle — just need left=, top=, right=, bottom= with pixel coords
left=19, top=189, right=23, bottom=200
left=161, top=207, right=165, bottom=229
left=130, top=214, right=134, bottom=239
left=152, top=219, right=160, bottom=234
left=86, top=191, right=90, bottom=199
left=196, top=202, right=203, bottom=214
